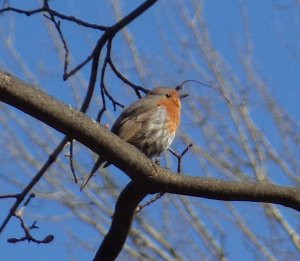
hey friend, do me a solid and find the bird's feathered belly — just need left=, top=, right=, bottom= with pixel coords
left=130, top=107, right=176, bottom=158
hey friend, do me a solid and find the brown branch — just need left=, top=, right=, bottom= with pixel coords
left=99, top=38, right=124, bottom=115
left=43, top=14, right=70, bottom=76
left=0, top=6, right=44, bottom=16
left=108, top=57, right=148, bottom=98
left=1, top=72, right=300, bottom=211
left=168, top=143, right=193, bottom=173
left=2, top=70, right=300, bottom=258
left=7, top=215, right=54, bottom=244
left=0, top=194, right=19, bottom=199
left=6, top=193, right=54, bottom=244
left=94, top=181, right=148, bottom=260
left=0, top=2, right=108, bottom=30
left=135, top=192, right=163, bottom=213
left=66, top=140, right=78, bottom=183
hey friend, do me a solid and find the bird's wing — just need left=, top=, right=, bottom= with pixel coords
left=111, top=99, right=158, bottom=141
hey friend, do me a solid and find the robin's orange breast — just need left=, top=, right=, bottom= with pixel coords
left=157, top=97, right=181, bottom=133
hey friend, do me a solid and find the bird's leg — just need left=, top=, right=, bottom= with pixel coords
left=154, top=157, right=160, bottom=165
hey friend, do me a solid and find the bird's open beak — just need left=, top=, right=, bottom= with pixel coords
left=180, top=93, right=189, bottom=99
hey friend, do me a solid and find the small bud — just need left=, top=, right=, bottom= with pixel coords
left=7, top=238, right=19, bottom=243
left=42, top=235, right=54, bottom=243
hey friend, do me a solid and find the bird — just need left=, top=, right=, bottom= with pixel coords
left=80, top=86, right=188, bottom=190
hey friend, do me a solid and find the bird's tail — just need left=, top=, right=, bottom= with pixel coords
left=80, top=157, right=104, bottom=191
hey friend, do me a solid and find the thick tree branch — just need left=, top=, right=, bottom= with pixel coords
left=1, top=71, right=300, bottom=211
left=94, top=181, right=148, bottom=260
left=2, top=71, right=300, bottom=260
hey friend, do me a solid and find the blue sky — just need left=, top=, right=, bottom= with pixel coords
left=1, top=1, right=300, bottom=260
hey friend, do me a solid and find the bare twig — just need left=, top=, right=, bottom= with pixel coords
left=135, top=192, right=164, bottom=213
left=65, top=139, right=78, bottom=183
left=7, top=215, right=54, bottom=244
left=0, top=1, right=108, bottom=30
left=99, top=38, right=124, bottom=115
left=6, top=193, right=54, bottom=244
left=23, top=193, right=35, bottom=207
left=63, top=54, right=94, bottom=81
left=168, top=143, right=193, bottom=173
left=108, top=58, right=148, bottom=98
left=43, top=14, right=70, bottom=77
left=0, top=194, right=20, bottom=199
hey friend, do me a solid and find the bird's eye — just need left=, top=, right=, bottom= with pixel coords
left=165, top=93, right=171, bottom=98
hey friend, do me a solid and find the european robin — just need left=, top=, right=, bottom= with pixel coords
left=80, top=86, right=188, bottom=190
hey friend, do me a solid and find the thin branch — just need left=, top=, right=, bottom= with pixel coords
left=7, top=215, right=54, bottom=244
left=168, top=143, right=193, bottom=173
left=135, top=192, right=163, bottom=213
left=0, top=4, right=108, bottom=30
left=43, top=14, right=70, bottom=76
left=99, top=39, right=124, bottom=113
left=63, top=54, right=93, bottom=81
left=0, top=194, right=20, bottom=199
left=44, top=9, right=108, bottom=31
left=66, top=139, right=78, bottom=183
left=23, top=193, right=35, bottom=206
left=6, top=193, right=54, bottom=244
left=0, top=6, right=44, bottom=16
left=108, top=58, right=148, bottom=98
